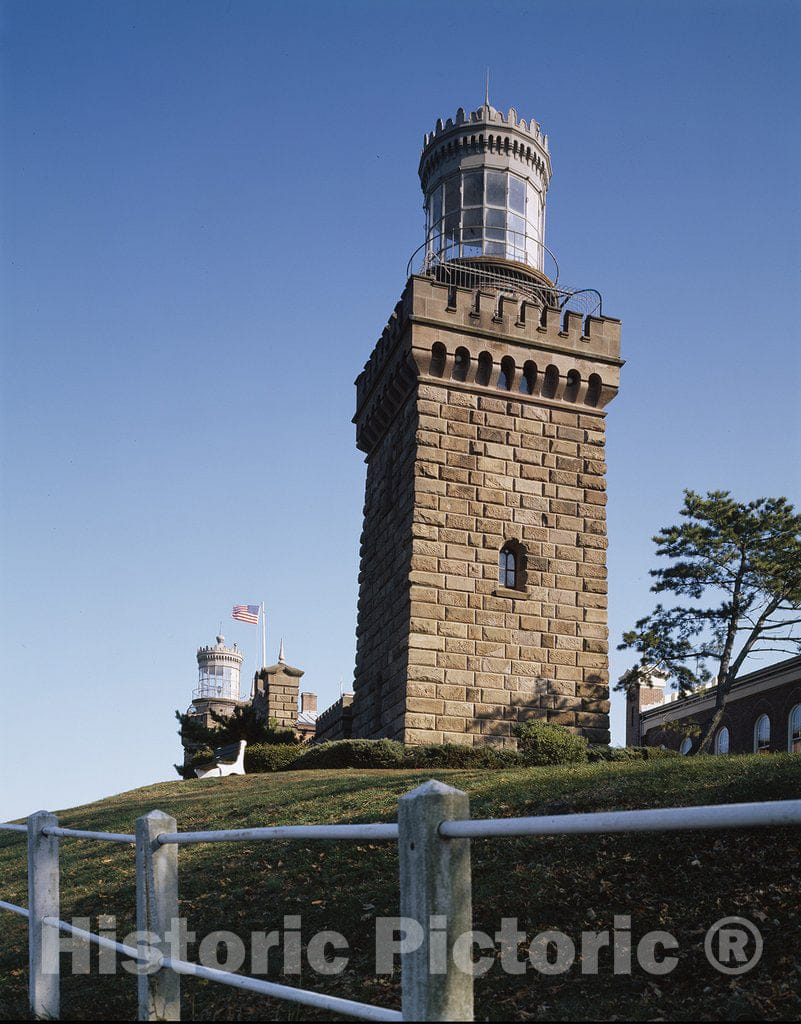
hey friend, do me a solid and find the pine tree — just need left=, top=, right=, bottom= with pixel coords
left=617, top=490, right=801, bottom=753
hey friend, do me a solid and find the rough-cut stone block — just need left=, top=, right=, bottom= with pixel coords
left=404, top=728, right=445, bottom=744
left=406, top=712, right=438, bottom=730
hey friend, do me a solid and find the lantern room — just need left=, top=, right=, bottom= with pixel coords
left=418, top=102, right=552, bottom=273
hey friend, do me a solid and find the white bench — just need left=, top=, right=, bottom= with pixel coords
left=194, top=739, right=247, bottom=778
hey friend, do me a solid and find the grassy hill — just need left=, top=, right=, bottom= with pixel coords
left=1, top=756, right=799, bottom=1021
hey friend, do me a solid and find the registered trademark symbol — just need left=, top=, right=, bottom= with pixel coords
left=704, top=916, right=763, bottom=975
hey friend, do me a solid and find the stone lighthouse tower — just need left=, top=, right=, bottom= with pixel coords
left=351, top=101, right=623, bottom=747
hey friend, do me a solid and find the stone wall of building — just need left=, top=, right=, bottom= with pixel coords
left=253, top=662, right=304, bottom=733
left=184, top=698, right=243, bottom=736
left=403, top=386, right=611, bottom=746
left=351, top=386, right=418, bottom=739
left=315, top=694, right=355, bottom=742
left=352, top=274, right=622, bottom=746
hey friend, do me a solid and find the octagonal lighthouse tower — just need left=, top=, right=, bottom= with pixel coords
left=351, top=102, right=623, bottom=747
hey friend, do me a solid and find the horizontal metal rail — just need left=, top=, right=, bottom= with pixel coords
left=0, top=899, right=29, bottom=918
left=160, top=954, right=403, bottom=1022
left=43, top=917, right=140, bottom=959
left=43, top=918, right=402, bottom=1022
left=41, top=825, right=135, bottom=844
left=157, top=822, right=399, bottom=845
left=439, top=798, right=801, bottom=839
left=9, top=791, right=801, bottom=1022
left=1, top=822, right=134, bottom=843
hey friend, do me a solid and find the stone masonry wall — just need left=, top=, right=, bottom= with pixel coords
left=351, top=396, right=418, bottom=740
left=405, top=386, right=611, bottom=746
left=253, top=665, right=301, bottom=733
left=353, top=274, right=622, bottom=747
left=315, top=694, right=355, bottom=742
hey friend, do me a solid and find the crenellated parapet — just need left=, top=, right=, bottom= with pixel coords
left=423, top=104, right=548, bottom=149
left=419, top=103, right=551, bottom=196
left=196, top=647, right=243, bottom=662
left=354, top=291, right=412, bottom=411
left=408, top=273, right=621, bottom=360
left=196, top=652, right=243, bottom=671
left=354, top=285, right=417, bottom=455
left=314, top=693, right=354, bottom=743
left=354, top=274, right=622, bottom=454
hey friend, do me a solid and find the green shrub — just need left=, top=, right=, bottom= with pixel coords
left=639, top=745, right=680, bottom=759
left=286, top=739, right=407, bottom=770
left=513, top=720, right=588, bottom=766
left=174, top=747, right=215, bottom=779
left=587, top=744, right=680, bottom=762
left=245, top=743, right=304, bottom=773
left=179, top=735, right=681, bottom=777
left=588, top=745, right=640, bottom=762
left=404, top=744, right=524, bottom=769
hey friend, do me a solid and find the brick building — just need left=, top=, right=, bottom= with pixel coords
left=344, top=100, right=623, bottom=747
left=625, top=656, right=801, bottom=755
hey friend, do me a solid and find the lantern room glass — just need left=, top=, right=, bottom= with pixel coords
left=426, top=169, right=543, bottom=269
left=197, top=663, right=240, bottom=700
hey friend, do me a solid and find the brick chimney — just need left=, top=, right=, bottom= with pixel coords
left=622, top=666, right=668, bottom=746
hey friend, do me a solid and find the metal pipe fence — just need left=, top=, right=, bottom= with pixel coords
left=1, top=785, right=800, bottom=1021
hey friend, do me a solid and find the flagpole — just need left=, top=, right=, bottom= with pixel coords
left=261, top=602, right=267, bottom=669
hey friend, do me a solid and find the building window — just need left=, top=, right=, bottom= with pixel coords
left=754, top=714, right=771, bottom=753
left=789, top=705, right=801, bottom=752
left=714, top=726, right=730, bottom=755
left=498, top=540, right=526, bottom=591
left=679, top=736, right=693, bottom=756
left=499, top=546, right=517, bottom=589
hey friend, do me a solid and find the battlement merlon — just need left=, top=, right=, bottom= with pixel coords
left=419, top=103, right=552, bottom=195
left=423, top=103, right=549, bottom=150
left=196, top=648, right=244, bottom=666
left=407, top=276, right=621, bottom=360
left=316, top=693, right=354, bottom=728
left=354, top=275, right=623, bottom=453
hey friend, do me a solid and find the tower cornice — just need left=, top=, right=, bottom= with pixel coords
left=353, top=275, right=622, bottom=454
left=419, top=104, right=552, bottom=195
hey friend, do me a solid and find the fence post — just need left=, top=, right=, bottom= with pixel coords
left=136, top=810, right=180, bottom=1021
left=27, top=810, right=60, bottom=1021
left=398, top=779, right=473, bottom=1022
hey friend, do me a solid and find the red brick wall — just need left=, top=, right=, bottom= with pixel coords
left=642, top=677, right=801, bottom=754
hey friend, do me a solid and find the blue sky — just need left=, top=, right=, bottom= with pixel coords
left=2, top=0, right=799, bottom=820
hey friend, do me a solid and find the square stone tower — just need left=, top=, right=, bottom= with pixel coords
left=252, top=647, right=305, bottom=733
left=351, top=102, right=623, bottom=747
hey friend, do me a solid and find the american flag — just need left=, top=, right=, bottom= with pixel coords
left=232, top=604, right=259, bottom=624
